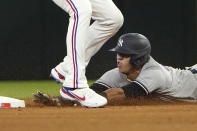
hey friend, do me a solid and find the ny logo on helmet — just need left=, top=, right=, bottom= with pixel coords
left=118, top=39, right=123, bottom=47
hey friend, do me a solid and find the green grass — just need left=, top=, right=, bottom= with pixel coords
left=0, top=80, right=95, bottom=99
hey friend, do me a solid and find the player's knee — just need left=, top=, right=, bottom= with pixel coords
left=112, top=12, right=124, bottom=29
left=108, top=11, right=124, bottom=31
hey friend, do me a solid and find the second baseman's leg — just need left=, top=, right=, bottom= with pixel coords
left=54, top=0, right=124, bottom=76
left=52, top=0, right=108, bottom=108
left=84, top=0, right=124, bottom=66
left=52, top=0, right=92, bottom=88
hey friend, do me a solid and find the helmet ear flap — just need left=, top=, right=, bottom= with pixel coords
left=130, top=57, right=142, bottom=68
left=134, top=59, right=142, bottom=66
left=130, top=55, right=150, bottom=68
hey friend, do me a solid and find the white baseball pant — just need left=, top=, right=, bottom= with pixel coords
left=52, top=0, right=124, bottom=88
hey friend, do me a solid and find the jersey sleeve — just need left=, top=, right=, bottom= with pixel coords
left=121, top=81, right=149, bottom=97
left=136, top=69, right=165, bottom=93
left=95, top=68, right=130, bottom=89
left=89, top=83, right=109, bottom=93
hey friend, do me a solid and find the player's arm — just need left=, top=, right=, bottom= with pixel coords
left=103, top=81, right=149, bottom=100
left=90, top=82, right=109, bottom=93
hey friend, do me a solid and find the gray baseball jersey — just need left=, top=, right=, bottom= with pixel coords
left=96, top=57, right=197, bottom=102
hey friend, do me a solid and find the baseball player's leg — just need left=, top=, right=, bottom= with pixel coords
left=50, top=0, right=69, bottom=83
left=51, top=0, right=124, bottom=80
left=52, top=0, right=91, bottom=88
left=84, top=0, right=124, bottom=66
left=52, top=0, right=107, bottom=107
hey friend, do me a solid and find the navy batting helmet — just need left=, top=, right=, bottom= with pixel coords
left=110, top=33, right=151, bottom=67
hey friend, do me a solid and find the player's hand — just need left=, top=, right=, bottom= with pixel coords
left=33, top=90, right=61, bottom=106
left=104, top=88, right=126, bottom=101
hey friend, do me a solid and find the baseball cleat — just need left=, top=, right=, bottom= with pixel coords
left=50, top=68, right=65, bottom=83
left=60, top=87, right=76, bottom=101
left=60, top=87, right=107, bottom=108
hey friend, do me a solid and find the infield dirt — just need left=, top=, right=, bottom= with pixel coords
left=1, top=99, right=197, bottom=131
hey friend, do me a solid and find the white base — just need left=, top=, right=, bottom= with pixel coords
left=0, top=96, right=25, bottom=108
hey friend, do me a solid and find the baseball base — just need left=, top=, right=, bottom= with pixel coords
left=0, top=96, right=25, bottom=108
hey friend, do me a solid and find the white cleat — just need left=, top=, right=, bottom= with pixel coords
left=60, top=87, right=107, bottom=108
left=50, top=68, right=65, bottom=83
left=60, top=87, right=75, bottom=101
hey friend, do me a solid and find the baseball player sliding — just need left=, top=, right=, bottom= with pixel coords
left=33, top=33, right=197, bottom=106
left=90, top=33, right=197, bottom=102
left=49, top=0, right=124, bottom=107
